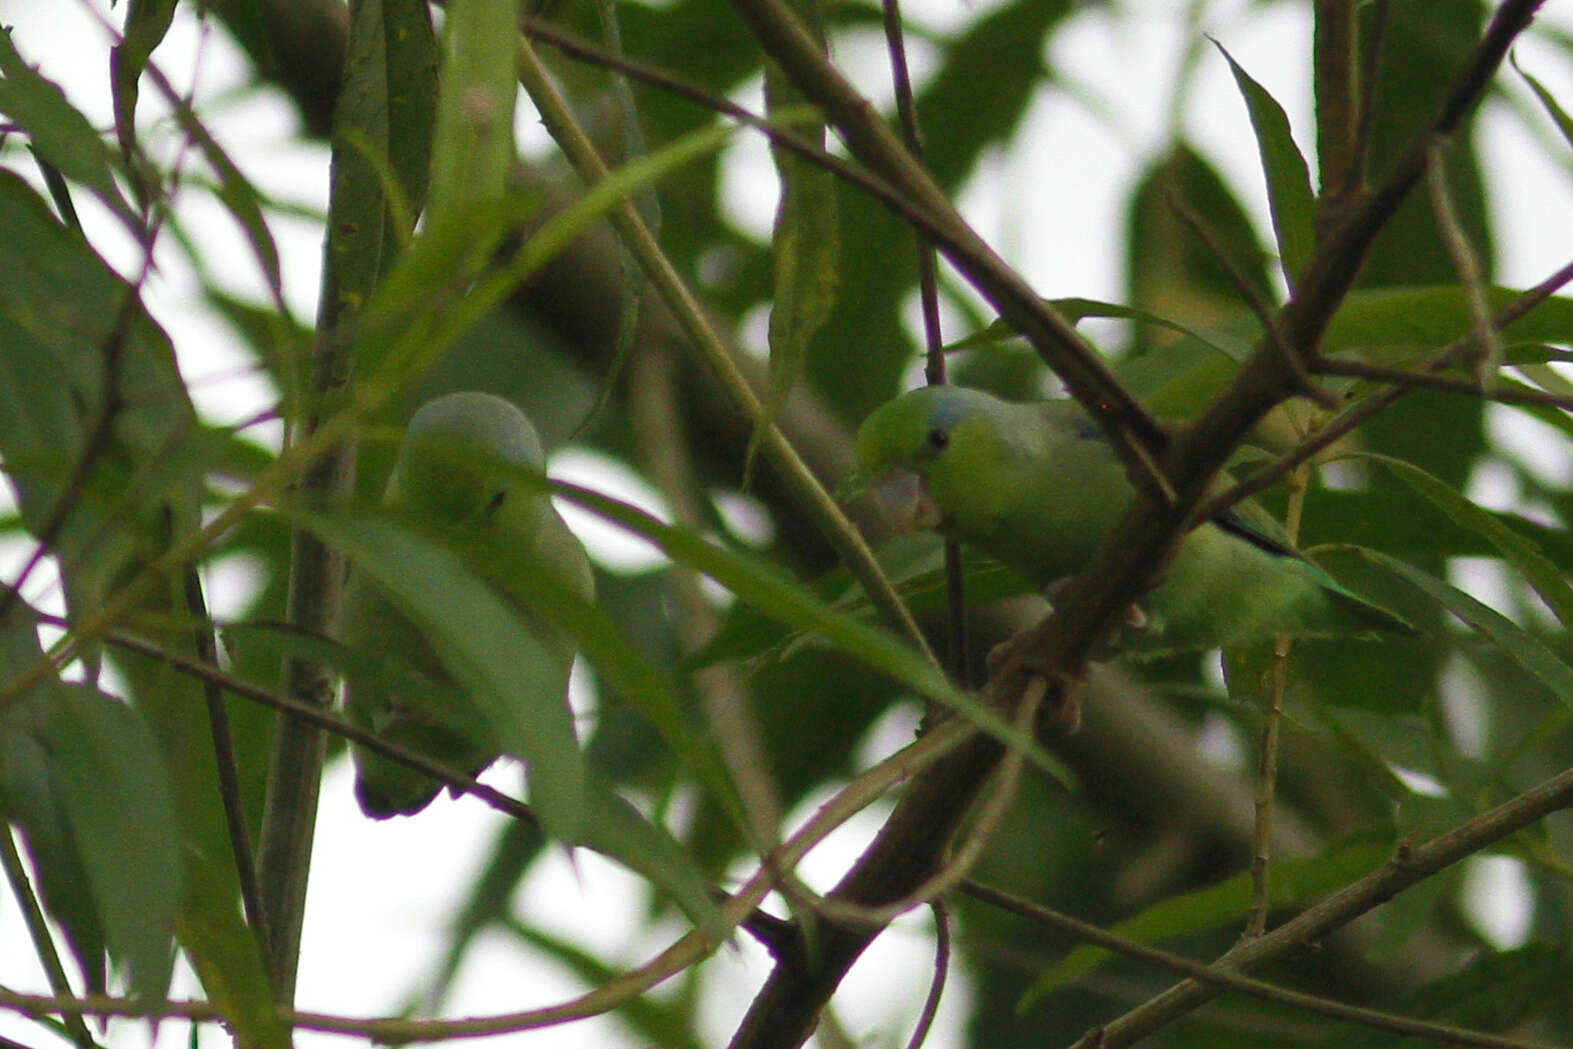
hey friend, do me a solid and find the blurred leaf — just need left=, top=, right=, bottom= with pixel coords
left=580, top=785, right=726, bottom=941
left=1126, top=145, right=1274, bottom=351
left=1020, top=841, right=1390, bottom=1009
left=505, top=916, right=702, bottom=1049
left=1342, top=943, right=1570, bottom=1049
left=176, top=852, right=289, bottom=1049
left=1357, top=549, right=1573, bottom=709
left=45, top=684, right=182, bottom=1002
left=109, top=0, right=178, bottom=169
left=1322, top=286, right=1573, bottom=356
left=692, top=536, right=1032, bottom=668
left=1368, top=455, right=1573, bottom=626
left=0, top=600, right=107, bottom=995
left=1213, top=40, right=1315, bottom=285
left=917, top=0, right=1073, bottom=189
left=0, top=29, right=140, bottom=232
left=304, top=510, right=591, bottom=841
left=1512, top=53, right=1573, bottom=153
left=1357, top=0, right=1489, bottom=289
left=424, top=0, right=518, bottom=256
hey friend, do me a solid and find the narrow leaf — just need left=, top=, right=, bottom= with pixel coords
left=0, top=29, right=140, bottom=232
left=1213, top=39, right=1316, bottom=285
left=1369, top=454, right=1573, bottom=626
left=1020, top=842, right=1388, bottom=1009
left=110, top=0, right=179, bottom=165
left=1358, top=548, right=1573, bottom=708
left=424, top=0, right=518, bottom=249
left=1512, top=52, right=1573, bottom=153
left=45, top=686, right=182, bottom=1002
left=303, top=511, right=590, bottom=841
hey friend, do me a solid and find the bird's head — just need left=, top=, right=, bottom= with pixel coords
left=387, top=392, right=544, bottom=526
left=847, top=385, right=1005, bottom=534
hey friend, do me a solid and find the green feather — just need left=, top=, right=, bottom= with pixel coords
left=854, top=385, right=1413, bottom=654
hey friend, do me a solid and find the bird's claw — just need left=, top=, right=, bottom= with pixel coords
left=986, top=634, right=1085, bottom=732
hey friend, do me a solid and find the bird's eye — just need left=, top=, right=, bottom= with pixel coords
left=926, top=427, right=949, bottom=452
left=484, top=489, right=507, bottom=515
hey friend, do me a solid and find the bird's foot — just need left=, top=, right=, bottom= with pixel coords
left=986, top=633, right=1085, bottom=733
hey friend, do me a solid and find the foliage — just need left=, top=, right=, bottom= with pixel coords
left=2, top=1, right=1573, bottom=1048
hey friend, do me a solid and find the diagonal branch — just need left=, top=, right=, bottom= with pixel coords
left=1064, top=759, right=1573, bottom=1048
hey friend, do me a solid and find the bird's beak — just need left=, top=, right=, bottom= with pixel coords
left=870, top=467, right=942, bottom=533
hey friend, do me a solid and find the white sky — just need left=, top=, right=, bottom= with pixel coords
left=2, top=1, right=1571, bottom=1047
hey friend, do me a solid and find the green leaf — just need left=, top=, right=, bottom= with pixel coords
left=1512, top=52, right=1573, bottom=160
left=1357, top=548, right=1573, bottom=709
left=1341, top=943, right=1570, bottom=1049
left=1, top=601, right=107, bottom=995
left=424, top=0, right=518, bottom=254
left=110, top=0, right=179, bottom=168
left=176, top=852, right=290, bottom=1049
left=580, top=785, right=727, bottom=943
left=1322, top=286, right=1573, bottom=356
left=1019, top=841, right=1389, bottom=1009
left=691, top=536, right=1032, bottom=669
left=45, top=685, right=182, bottom=1002
left=1213, top=40, right=1316, bottom=286
left=1126, top=145, right=1274, bottom=350
left=0, top=171, right=203, bottom=630
left=303, top=510, right=591, bottom=841
left=1367, top=455, right=1573, bottom=627
left=752, top=103, right=840, bottom=479
left=916, top=0, right=1074, bottom=189
left=0, top=28, right=140, bottom=233
left=505, top=915, right=703, bottom=1049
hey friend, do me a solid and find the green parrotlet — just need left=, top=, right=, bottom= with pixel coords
left=852, top=384, right=1410, bottom=653
left=340, top=391, right=594, bottom=818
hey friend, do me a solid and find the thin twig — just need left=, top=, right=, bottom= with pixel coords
left=961, top=880, right=1565, bottom=1049
left=629, top=348, right=783, bottom=849
left=1425, top=137, right=1504, bottom=390
left=783, top=676, right=1046, bottom=930
left=511, top=32, right=935, bottom=664
left=880, top=0, right=968, bottom=685
left=181, top=568, right=270, bottom=954
left=0, top=717, right=975, bottom=1042
left=903, top=901, right=949, bottom=1049
left=1245, top=463, right=1308, bottom=939
left=0, top=828, right=98, bottom=1049
left=1166, top=194, right=1338, bottom=408
left=1315, top=358, right=1573, bottom=408
left=98, top=626, right=542, bottom=827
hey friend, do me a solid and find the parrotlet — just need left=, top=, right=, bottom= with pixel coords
left=852, top=385, right=1410, bottom=653
left=340, top=392, right=594, bottom=818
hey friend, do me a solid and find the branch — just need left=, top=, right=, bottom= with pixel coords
left=1065, top=759, right=1573, bottom=1048
left=962, top=880, right=1564, bottom=1049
